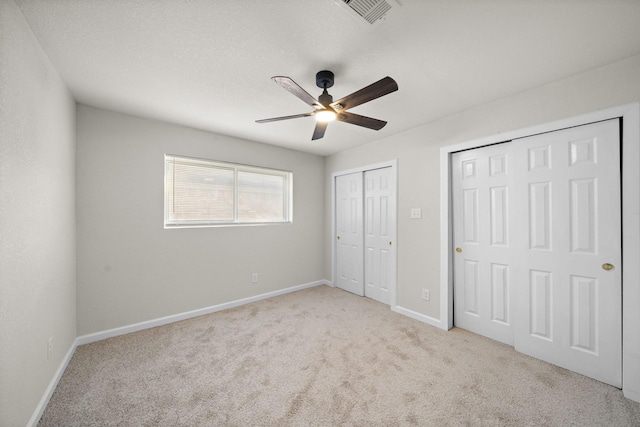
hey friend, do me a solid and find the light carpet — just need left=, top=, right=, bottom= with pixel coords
left=39, top=286, right=640, bottom=426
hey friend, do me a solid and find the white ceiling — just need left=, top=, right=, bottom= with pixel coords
left=14, top=0, right=640, bottom=156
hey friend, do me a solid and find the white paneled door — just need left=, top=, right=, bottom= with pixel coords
left=336, top=172, right=364, bottom=296
left=364, top=167, right=395, bottom=305
left=452, top=143, right=514, bottom=346
left=512, top=120, right=621, bottom=387
left=336, top=167, right=396, bottom=305
left=452, top=119, right=621, bottom=387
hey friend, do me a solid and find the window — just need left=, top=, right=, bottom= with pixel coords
left=164, top=155, right=292, bottom=227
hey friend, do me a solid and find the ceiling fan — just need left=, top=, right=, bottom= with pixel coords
left=256, top=70, right=398, bottom=141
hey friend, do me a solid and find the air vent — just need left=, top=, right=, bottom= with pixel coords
left=342, top=0, right=392, bottom=24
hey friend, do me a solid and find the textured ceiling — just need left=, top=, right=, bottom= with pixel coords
left=14, top=0, right=640, bottom=156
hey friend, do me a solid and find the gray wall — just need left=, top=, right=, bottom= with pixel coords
left=324, top=54, right=640, bottom=320
left=76, top=106, right=325, bottom=335
left=0, top=1, right=77, bottom=425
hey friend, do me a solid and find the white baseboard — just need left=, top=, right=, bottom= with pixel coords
left=27, top=337, right=79, bottom=427
left=392, top=305, right=443, bottom=329
left=76, top=280, right=329, bottom=345
left=29, top=279, right=329, bottom=425
left=624, top=389, right=640, bottom=404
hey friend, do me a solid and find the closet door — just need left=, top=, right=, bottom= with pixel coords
left=364, top=167, right=395, bottom=305
left=452, top=143, right=514, bottom=345
left=512, top=119, right=622, bottom=387
left=336, top=172, right=364, bottom=296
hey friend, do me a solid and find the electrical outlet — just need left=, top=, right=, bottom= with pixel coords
left=411, top=208, right=422, bottom=219
left=421, top=288, right=430, bottom=301
left=47, top=337, right=53, bottom=360
left=251, top=273, right=258, bottom=283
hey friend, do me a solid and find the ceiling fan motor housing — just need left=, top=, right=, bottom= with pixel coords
left=316, top=70, right=334, bottom=89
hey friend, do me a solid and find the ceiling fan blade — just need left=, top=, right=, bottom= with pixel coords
left=272, top=76, right=322, bottom=109
left=336, top=111, right=387, bottom=130
left=331, top=76, right=398, bottom=111
left=255, top=112, right=313, bottom=123
left=312, top=121, right=328, bottom=140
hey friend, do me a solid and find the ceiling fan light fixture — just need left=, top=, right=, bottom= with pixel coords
left=256, top=71, right=398, bottom=140
left=315, top=109, right=337, bottom=122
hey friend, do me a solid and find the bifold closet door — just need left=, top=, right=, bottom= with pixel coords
left=452, top=143, right=515, bottom=346
left=363, top=167, right=395, bottom=305
left=336, top=167, right=395, bottom=304
left=452, top=119, right=622, bottom=388
left=336, top=172, right=364, bottom=296
left=512, top=119, right=621, bottom=388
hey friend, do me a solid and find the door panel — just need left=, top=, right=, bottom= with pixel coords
left=529, top=269, right=552, bottom=340
left=363, top=167, right=395, bottom=305
left=490, top=186, right=508, bottom=246
left=513, top=119, right=622, bottom=388
left=453, top=143, right=514, bottom=345
left=528, top=182, right=551, bottom=250
left=336, top=172, right=364, bottom=296
left=491, top=263, right=509, bottom=323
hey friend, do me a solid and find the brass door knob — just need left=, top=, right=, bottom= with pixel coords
left=602, top=263, right=615, bottom=271
left=456, top=247, right=462, bottom=253
left=337, top=236, right=340, bottom=240
left=389, top=241, right=392, bottom=246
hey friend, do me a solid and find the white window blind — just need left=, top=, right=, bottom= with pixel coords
left=165, top=155, right=292, bottom=227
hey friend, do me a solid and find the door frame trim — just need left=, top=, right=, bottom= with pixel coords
left=439, top=102, right=640, bottom=401
left=332, top=159, right=398, bottom=307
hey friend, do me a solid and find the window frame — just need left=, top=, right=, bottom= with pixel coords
left=164, top=154, right=293, bottom=228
